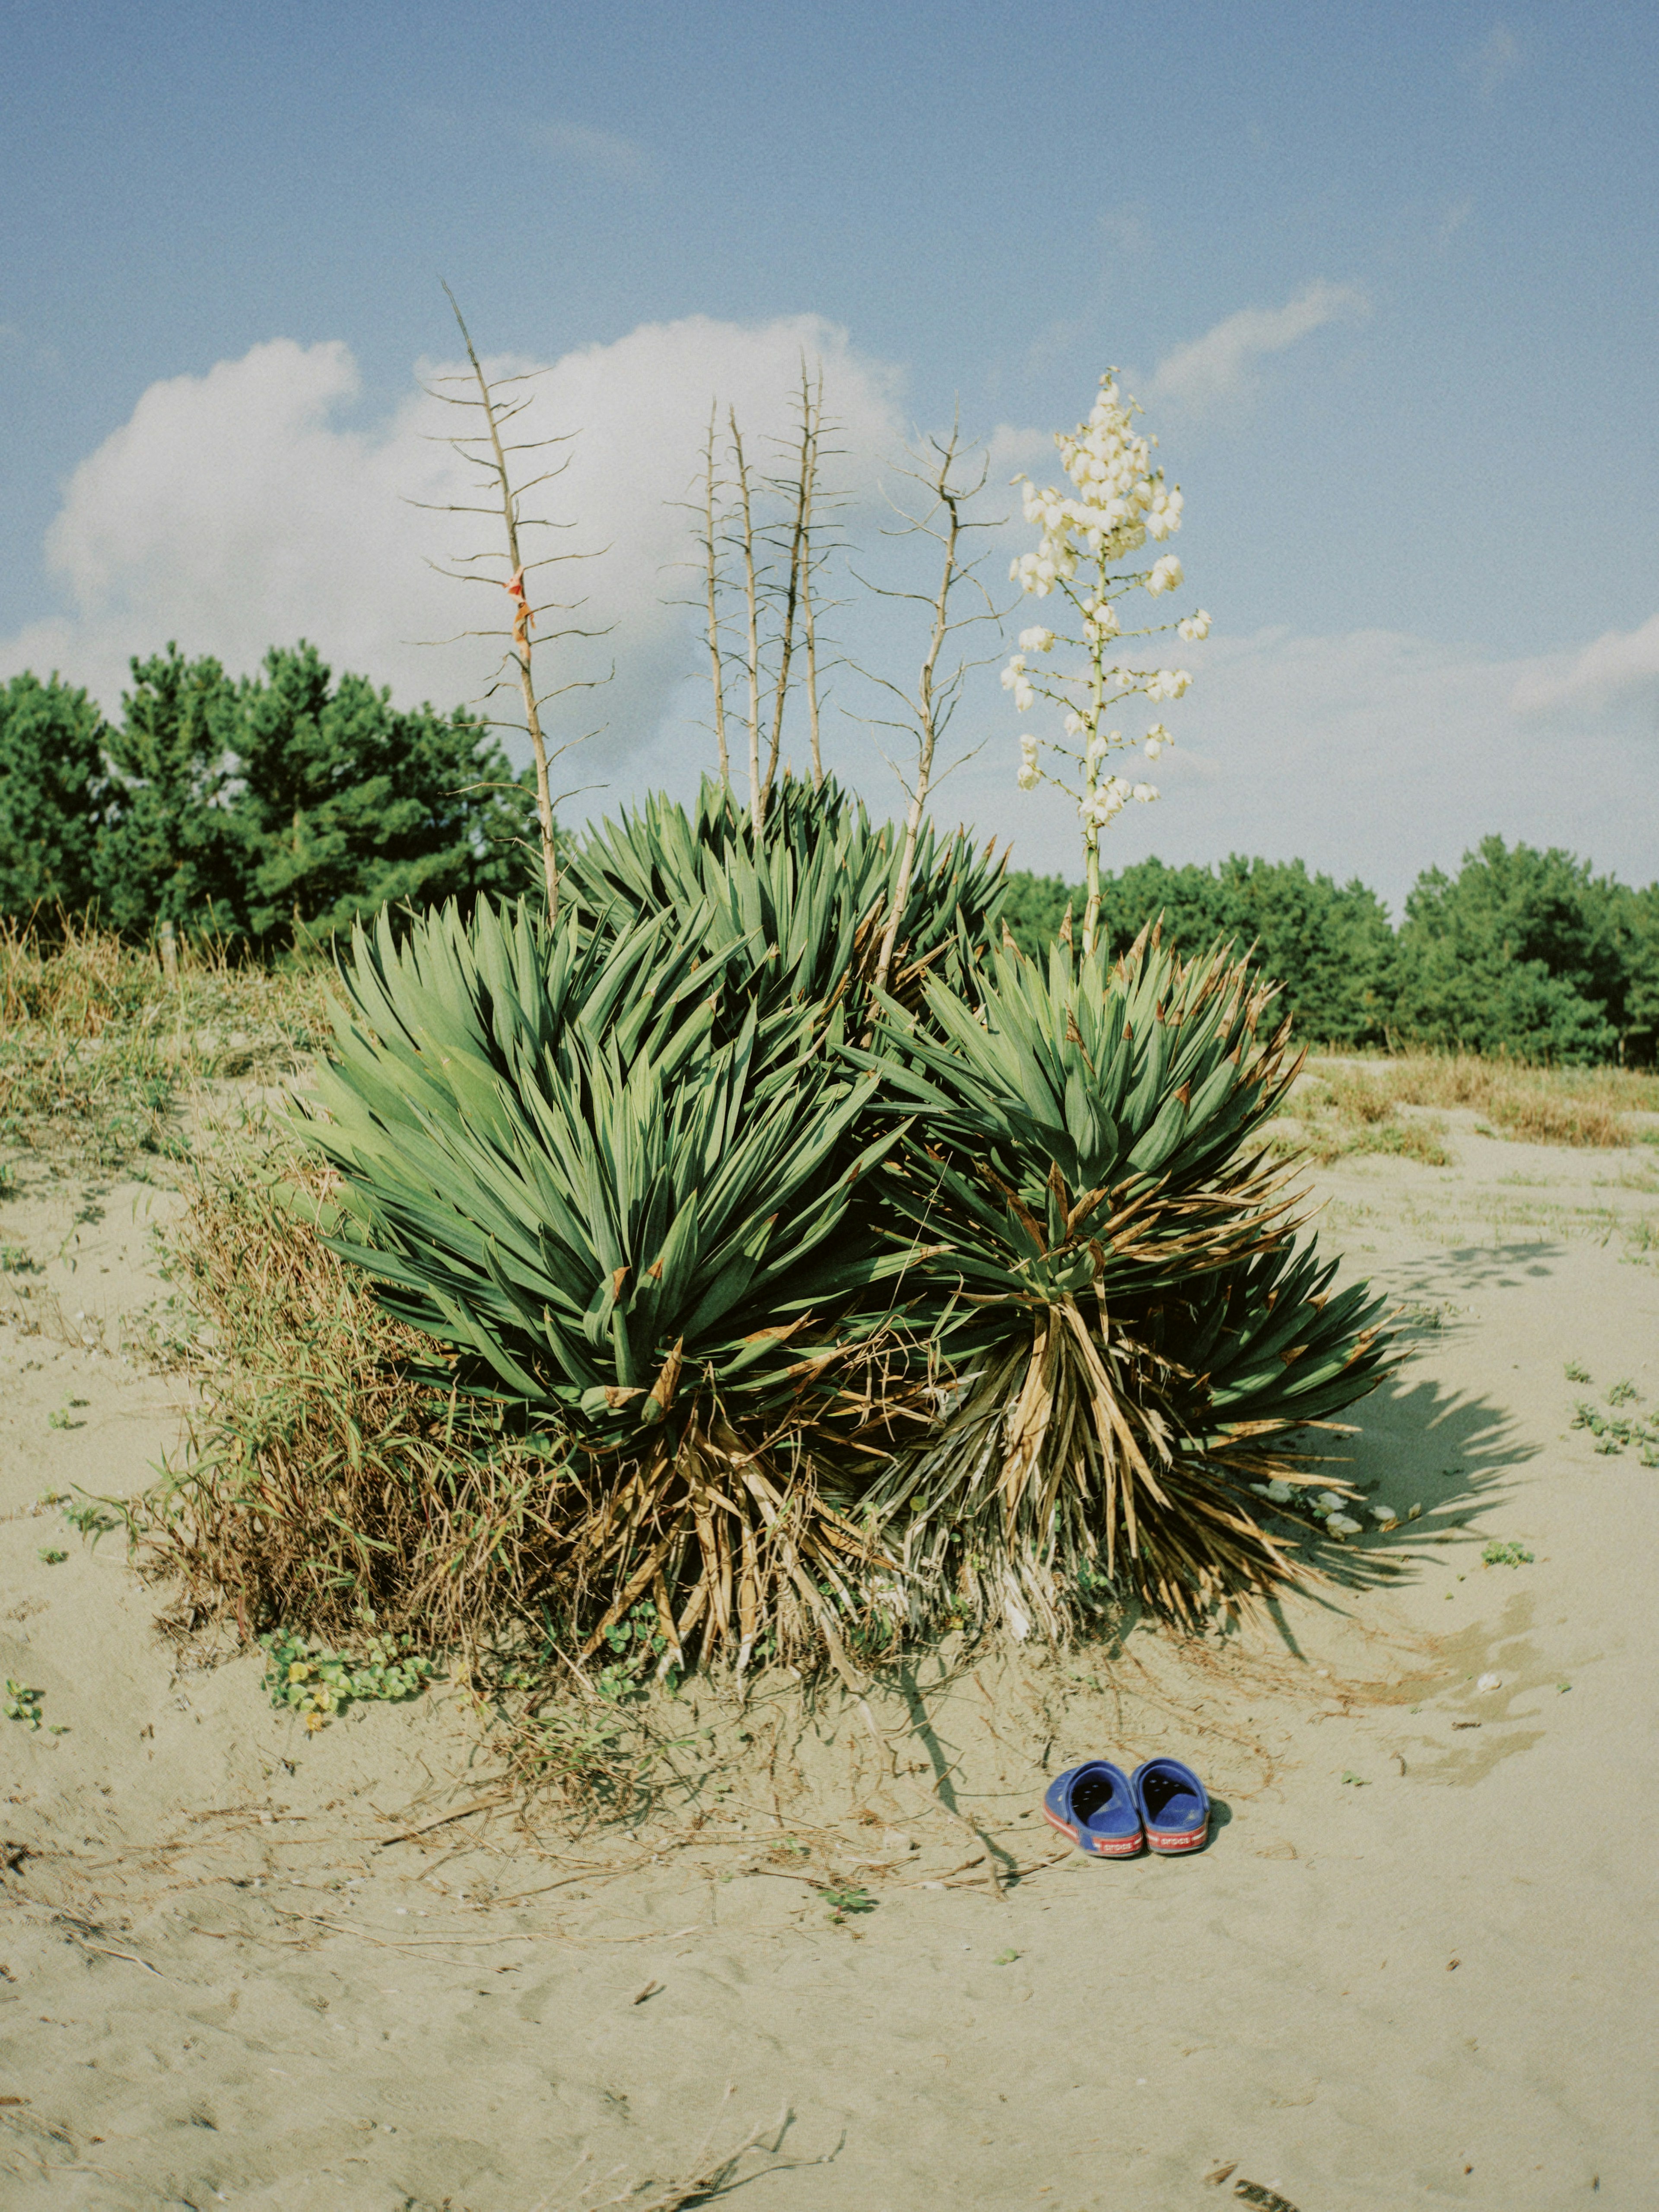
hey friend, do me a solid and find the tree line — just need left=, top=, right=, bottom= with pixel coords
left=2, top=645, right=1654, bottom=1063
left=1002, top=846, right=1658, bottom=1065
left=0, top=645, right=537, bottom=950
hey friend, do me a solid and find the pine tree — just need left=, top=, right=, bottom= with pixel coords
left=0, top=671, right=109, bottom=918
left=93, top=645, right=246, bottom=939
left=229, top=642, right=538, bottom=951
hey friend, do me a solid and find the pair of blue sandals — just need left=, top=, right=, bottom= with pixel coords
left=1043, top=1755, right=1210, bottom=1857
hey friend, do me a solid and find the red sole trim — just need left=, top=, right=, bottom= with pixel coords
left=1042, top=1807, right=1143, bottom=1854
left=1147, top=1829, right=1208, bottom=1852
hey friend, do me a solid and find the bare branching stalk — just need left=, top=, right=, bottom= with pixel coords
left=679, top=367, right=837, bottom=823
left=446, top=292, right=557, bottom=918
left=856, top=425, right=1004, bottom=1000
left=801, top=378, right=826, bottom=791
left=699, top=407, right=732, bottom=803
left=729, top=413, right=764, bottom=836
left=760, top=370, right=821, bottom=804
left=412, top=283, right=610, bottom=925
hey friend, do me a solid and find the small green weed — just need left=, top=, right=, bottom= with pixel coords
left=1608, top=1379, right=1641, bottom=1406
left=1572, top=1398, right=1659, bottom=1456
left=61, top=1497, right=121, bottom=1540
left=1564, top=1360, right=1592, bottom=1383
left=47, top=1399, right=88, bottom=1430
left=993, top=1948, right=1022, bottom=1965
left=595, top=1602, right=671, bottom=1700
left=259, top=1627, right=434, bottom=1732
left=0, top=1243, right=38, bottom=1272
left=1481, top=1540, right=1534, bottom=1567
left=5, top=1680, right=43, bottom=1729
left=1341, top=1770, right=1369, bottom=1786
left=37, top=1546, right=68, bottom=1565
left=820, top=1882, right=876, bottom=1921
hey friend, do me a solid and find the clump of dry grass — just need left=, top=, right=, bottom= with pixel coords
left=1269, top=1066, right=1454, bottom=1168
left=140, top=1144, right=575, bottom=1651
left=1377, top=1050, right=1656, bottom=1145
left=1275, top=1049, right=1659, bottom=1163
left=0, top=916, right=331, bottom=1171
left=135, top=1137, right=711, bottom=1807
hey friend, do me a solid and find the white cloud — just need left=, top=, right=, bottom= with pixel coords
left=528, top=121, right=658, bottom=185
left=1148, top=281, right=1370, bottom=411
left=1465, top=24, right=1521, bottom=102
left=984, top=421, right=1052, bottom=483
left=0, top=317, right=907, bottom=789
left=1510, top=610, right=1659, bottom=725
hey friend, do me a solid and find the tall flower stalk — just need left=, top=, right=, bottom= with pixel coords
left=1004, top=372, right=1210, bottom=954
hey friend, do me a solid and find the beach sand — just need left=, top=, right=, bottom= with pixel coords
left=3, top=1109, right=1657, bottom=2209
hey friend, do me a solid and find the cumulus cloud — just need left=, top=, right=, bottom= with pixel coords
left=983, top=420, right=1053, bottom=483
left=1148, top=281, right=1370, bottom=411
left=0, top=316, right=907, bottom=786
left=1510, top=610, right=1659, bottom=725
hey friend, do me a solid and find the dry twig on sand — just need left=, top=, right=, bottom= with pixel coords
left=543, top=2085, right=801, bottom=2211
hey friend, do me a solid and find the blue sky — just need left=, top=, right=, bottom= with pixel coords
left=3, top=0, right=1655, bottom=906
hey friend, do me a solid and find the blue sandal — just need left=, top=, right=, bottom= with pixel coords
left=1042, top=1760, right=1144, bottom=1856
left=1131, top=1757, right=1209, bottom=1853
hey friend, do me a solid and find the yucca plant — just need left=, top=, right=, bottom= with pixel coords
left=564, top=773, right=1007, bottom=1033
left=852, top=927, right=1396, bottom=1634
left=299, top=890, right=941, bottom=1670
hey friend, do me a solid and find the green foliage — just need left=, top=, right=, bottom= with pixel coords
left=819, top=1881, right=875, bottom=1920
left=308, top=899, right=906, bottom=1449
left=1001, top=855, right=1397, bottom=1046
left=229, top=642, right=538, bottom=948
left=565, top=773, right=1007, bottom=1035
left=61, top=1496, right=121, bottom=1541
left=994, top=868, right=1076, bottom=959
left=1612, top=881, right=1659, bottom=1065
left=302, top=864, right=930, bottom=1665
left=258, top=1626, right=434, bottom=1730
left=1572, top=1396, right=1659, bottom=1459
left=1481, top=1540, right=1534, bottom=1567
left=594, top=1601, right=671, bottom=1700
left=0, top=672, right=110, bottom=918
left=1006, top=841, right=1659, bottom=1065
left=94, top=645, right=246, bottom=938
left=1394, top=836, right=1624, bottom=1065
left=28, top=639, right=540, bottom=950
left=5, top=1679, right=44, bottom=1728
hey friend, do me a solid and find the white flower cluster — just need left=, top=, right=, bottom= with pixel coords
left=1003, top=369, right=1211, bottom=897
left=1008, top=374, right=1182, bottom=599
left=1079, top=775, right=1160, bottom=829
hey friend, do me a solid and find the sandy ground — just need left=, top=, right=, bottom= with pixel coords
left=3, top=1109, right=1658, bottom=2211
